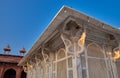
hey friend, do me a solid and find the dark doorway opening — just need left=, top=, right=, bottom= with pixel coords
left=4, top=69, right=16, bottom=78
left=20, top=71, right=26, bottom=78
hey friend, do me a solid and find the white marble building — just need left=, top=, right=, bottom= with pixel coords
left=18, top=6, right=120, bottom=78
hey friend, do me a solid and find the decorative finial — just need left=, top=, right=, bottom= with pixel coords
left=20, top=47, right=26, bottom=56
left=3, top=45, right=11, bottom=54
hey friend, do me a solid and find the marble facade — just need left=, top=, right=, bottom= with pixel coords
left=18, top=6, right=120, bottom=78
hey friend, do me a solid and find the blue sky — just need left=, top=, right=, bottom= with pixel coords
left=0, top=0, right=120, bottom=55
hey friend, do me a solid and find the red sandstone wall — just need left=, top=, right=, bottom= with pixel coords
left=0, top=54, right=22, bottom=63
left=0, top=54, right=25, bottom=78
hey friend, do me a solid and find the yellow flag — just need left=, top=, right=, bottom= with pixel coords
left=78, top=32, right=86, bottom=46
left=27, top=62, right=33, bottom=69
left=113, top=50, right=120, bottom=61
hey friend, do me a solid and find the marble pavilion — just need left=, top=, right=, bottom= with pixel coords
left=18, top=6, right=120, bottom=78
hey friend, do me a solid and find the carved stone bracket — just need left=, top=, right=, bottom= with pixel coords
left=35, top=56, right=41, bottom=66
left=61, top=33, right=74, bottom=55
left=61, top=31, right=86, bottom=57
left=23, top=65, right=27, bottom=72
left=41, top=47, right=49, bottom=64
left=23, top=61, right=33, bottom=72
left=27, top=61, right=33, bottom=69
left=60, top=20, right=86, bottom=57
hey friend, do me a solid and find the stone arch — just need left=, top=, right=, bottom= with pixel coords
left=56, top=48, right=67, bottom=78
left=20, top=70, right=26, bottom=78
left=87, top=42, right=108, bottom=78
left=87, top=42, right=104, bottom=58
left=4, top=67, right=17, bottom=72
left=3, top=68, right=16, bottom=78
left=57, top=48, right=66, bottom=60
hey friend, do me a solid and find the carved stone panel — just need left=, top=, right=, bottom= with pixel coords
left=57, top=60, right=67, bottom=78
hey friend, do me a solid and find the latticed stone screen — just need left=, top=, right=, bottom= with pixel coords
left=88, top=58, right=108, bottom=78
left=51, top=48, right=73, bottom=78
left=57, top=60, right=67, bottom=78
left=87, top=43, right=108, bottom=78
left=116, top=60, right=120, bottom=78
left=68, top=57, right=73, bottom=78
left=57, top=49, right=67, bottom=78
